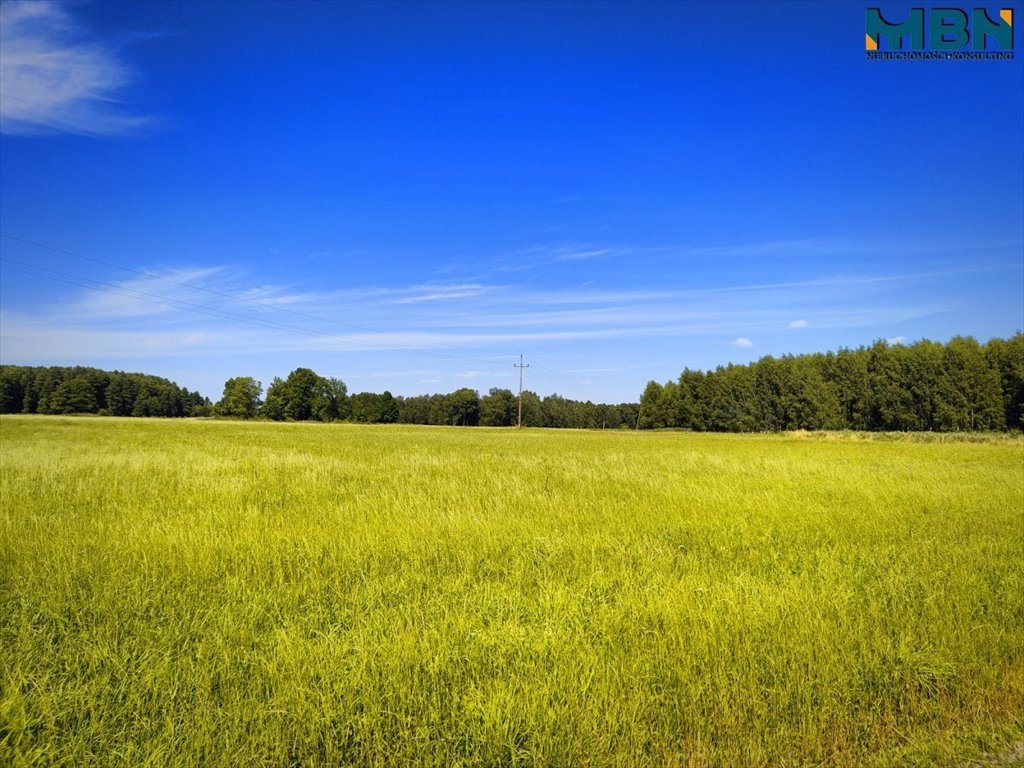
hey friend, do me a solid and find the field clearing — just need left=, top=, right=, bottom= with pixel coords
left=1, top=416, right=1022, bottom=767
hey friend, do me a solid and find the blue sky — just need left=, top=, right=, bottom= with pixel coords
left=1, top=0, right=1021, bottom=403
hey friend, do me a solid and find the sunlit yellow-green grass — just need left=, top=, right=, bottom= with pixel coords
left=1, top=416, right=1022, bottom=767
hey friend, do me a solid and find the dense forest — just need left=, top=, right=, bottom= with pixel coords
left=639, top=334, right=1023, bottom=432
left=1, top=334, right=1021, bottom=431
left=0, top=366, right=211, bottom=418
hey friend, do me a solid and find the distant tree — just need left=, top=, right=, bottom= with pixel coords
left=709, top=364, right=757, bottom=432
left=0, top=368, right=25, bottom=413
left=650, top=334, right=1019, bottom=433
left=262, top=377, right=287, bottom=421
left=396, top=394, right=431, bottom=424
left=0, top=366, right=199, bottom=418
left=183, top=389, right=213, bottom=417
left=33, top=368, right=67, bottom=414
left=679, top=369, right=706, bottom=430
left=480, top=388, right=517, bottom=426
left=445, top=388, right=480, bottom=426
left=262, top=368, right=345, bottom=422
left=283, top=368, right=322, bottom=421
left=519, top=390, right=544, bottom=427
left=131, top=395, right=163, bottom=417
left=312, top=377, right=350, bottom=422
left=653, top=380, right=685, bottom=428
left=217, top=377, right=263, bottom=418
left=753, top=357, right=785, bottom=431
left=426, top=393, right=450, bottom=425
left=594, top=403, right=623, bottom=429
left=780, top=355, right=842, bottom=430
left=541, top=394, right=571, bottom=428
left=611, top=402, right=638, bottom=429
left=378, top=391, right=399, bottom=423
left=349, top=391, right=397, bottom=423
left=638, top=381, right=664, bottom=429
left=349, top=392, right=377, bottom=423
left=106, top=374, right=138, bottom=416
left=48, top=377, right=97, bottom=414
left=934, top=337, right=1004, bottom=431
left=20, top=369, right=41, bottom=414
left=868, top=342, right=925, bottom=434
left=829, top=349, right=871, bottom=430
left=986, top=333, right=1024, bottom=430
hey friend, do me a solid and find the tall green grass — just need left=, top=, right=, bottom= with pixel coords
left=1, top=416, right=1021, bottom=766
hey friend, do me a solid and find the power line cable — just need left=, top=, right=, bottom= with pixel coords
left=0, top=260, right=505, bottom=365
left=1, top=233, right=603, bottom=398
left=2, top=263, right=603, bottom=400
left=0, top=232, right=519, bottom=362
left=529, top=362, right=590, bottom=394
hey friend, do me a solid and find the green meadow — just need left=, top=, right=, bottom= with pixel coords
left=1, top=415, right=1021, bottom=767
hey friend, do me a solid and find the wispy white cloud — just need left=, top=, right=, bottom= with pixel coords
left=684, top=239, right=848, bottom=259
left=887, top=336, right=906, bottom=345
left=1, top=259, right=963, bottom=361
left=554, top=247, right=613, bottom=262
left=492, top=242, right=617, bottom=271
left=491, top=238, right=851, bottom=273
left=389, top=284, right=489, bottom=304
left=0, top=1, right=152, bottom=136
left=483, top=237, right=1022, bottom=283
left=69, top=267, right=226, bottom=319
left=1, top=249, right=993, bottom=404
left=0, top=310, right=221, bottom=358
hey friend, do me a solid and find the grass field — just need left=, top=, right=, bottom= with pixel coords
left=1, top=416, right=1022, bottom=767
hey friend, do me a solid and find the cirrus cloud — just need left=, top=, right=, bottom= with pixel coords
left=0, top=1, right=152, bottom=136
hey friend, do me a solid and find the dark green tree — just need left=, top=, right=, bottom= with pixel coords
left=519, top=390, right=544, bottom=427
left=829, top=349, right=872, bottom=430
left=350, top=391, right=398, bottom=423
left=262, top=368, right=343, bottom=422
left=396, top=394, right=431, bottom=424
left=217, top=377, right=262, bottom=418
left=480, top=388, right=517, bottom=426
left=638, top=381, right=664, bottom=429
left=48, top=377, right=98, bottom=414
left=934, top=336, right=1004, bottom=430
left=106, top=374, right=138, bottom=416
left=313, top=377, right=349, bottom=422
left=0, top=368, right=25, bottom=413
left=262, top=377, right=287, bottom=421
left=986, top=333, right=1024, bottom=429
left=445, top=388, right=480, bottom=426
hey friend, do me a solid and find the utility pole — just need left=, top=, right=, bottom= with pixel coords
left=514, top=354, right=529, bottom=428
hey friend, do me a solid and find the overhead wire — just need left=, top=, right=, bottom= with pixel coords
left=529, top=364, right=590, bottom=397
left=0, top=232, right=519, bottom=363
left=0, top=259, right=505, bottom=366
left=1, top=232, right=604, bottom=397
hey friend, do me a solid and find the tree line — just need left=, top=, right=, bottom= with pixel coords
left=219, top=367, right=640, bottom=428
left=2, top=334, right=1020, bottom=431
left=638, top=335, right=1023, bottom=432
left=0, top=364, right=638, bottom=429
left=0, top=366, right=211, bottom=417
